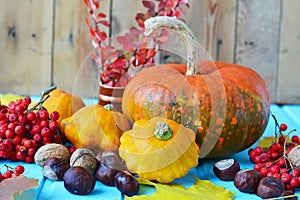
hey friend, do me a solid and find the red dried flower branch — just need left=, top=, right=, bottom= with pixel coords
left=84, top=0, right=189, bottom=87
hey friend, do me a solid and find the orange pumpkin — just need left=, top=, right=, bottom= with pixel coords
left=43, top=89, right=85, bottom=123
left=122, top=17, right=271, bottom=158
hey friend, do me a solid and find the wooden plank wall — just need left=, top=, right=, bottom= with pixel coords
left=0, top=0, right=299, bottom=104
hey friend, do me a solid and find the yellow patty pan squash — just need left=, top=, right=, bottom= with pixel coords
left=119, top=117, right=199, bottom=183
left=43, top=89, right=85, bottom=123
left=60, top=104, right=131, bottom=154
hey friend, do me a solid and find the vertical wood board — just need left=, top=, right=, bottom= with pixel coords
left=235, top=0, right=281, bottom=102
left=53, top=0, right=103, bottom=97
left=277, top=0, right=300, bottom=104
left=0, top=0, right=53, bottom=95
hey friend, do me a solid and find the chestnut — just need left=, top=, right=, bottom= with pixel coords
left=99, top=151, right=127, bottom=171
left=63, top=166, right=96, bottom=195
left=43, top=157, right=70, bottom=181
left=213, top=158, right=240, bottom=181
left=95, top=160, right=122, bottom=186
left=114, top=171, right=139, bottom=197
left=257, top=177, right=284, bottom=199
left=234, top=169, right=261, bottom=193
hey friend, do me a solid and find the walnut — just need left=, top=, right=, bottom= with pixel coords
left=288, top=145, right=300, bottom=168
left=34, top=143, right=70, bottom=166
left=70, top=148, right=97, bottom=175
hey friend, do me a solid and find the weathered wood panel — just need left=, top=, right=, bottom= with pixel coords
left=0, top=0, right=300, bottom=104
left=235, top=0, right=281, bottom=102
left=52, top=0, right=103, bottom=97
left=187, top=0, right=236, bottom=63
left=0, top=0, right=53, bottom=95
left=277, top=0, right=300, bottom=104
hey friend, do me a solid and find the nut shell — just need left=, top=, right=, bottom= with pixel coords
left=257, top=177, right=284, bottom=199
left=234, top=169, right=261, bottom=193
left=63, top=166, right=96, bottom=195
left=288, top=145, right=300, bottom=168
left=43, top=157, right=70, bottom=181
left=34, top=143, right=70, bottom=166
left=70, top=148, right=98, bottom=175
left=213, top=158, right=240, bottom=181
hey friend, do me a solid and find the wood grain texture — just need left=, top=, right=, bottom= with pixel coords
left=187, top=0, right=236, bottom=62
left=52, top=0, right=105, bottom=97
left=0, top=0, right=299, bottom=104
left=235, top=0, right=281, bottom=102
left=0, top=0, right=53, bottom=95
left=277, top=0, right=300, bottom=104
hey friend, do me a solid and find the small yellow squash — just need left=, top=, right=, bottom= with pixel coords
left=119, top=117, right=199, bottom=183
left=60, top=104, right=131, bottom=154
left=43, top=89, right=85, bottom=123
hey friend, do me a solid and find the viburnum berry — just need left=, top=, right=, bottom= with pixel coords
left=290, top=177, right=300, bottom=188
left=50, top=111, right=60, bottom=121
left=254, top=146, right=264, bottom=155
left=49, top=120, right=59, bottom=131
left=279, top=123, right=288, bottom=132
left=26, top=111, right=36, bottom=121
left=16, top=151, right=26, bottom=161
left=38, top=109, right=49, bottom=120
left=15, top=165, right=25, bottom=174
left=292, top=168, right=300, bottom=177
left=291, top=135, right=300, bottom=144
left=281, top=172, right=292, bottom=183
left=271, top=142, right=282, bottom=152
left=270, top=164, right=280, bottom=174
left=260, top=167, right=269, bottom=177
left=3, top=170, right=13, bottom=179
left=22, top=96, right=31, bottom=106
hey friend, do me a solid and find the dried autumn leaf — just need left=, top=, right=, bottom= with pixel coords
left=0, top=93, right=24, bottom=106
left=0, top=175, right=39, bottom=200
left=125, top=177, right=234, bottom=200
left=256, top=136, right=275, bottom=149
left=257, top=136, right=291, bottom=149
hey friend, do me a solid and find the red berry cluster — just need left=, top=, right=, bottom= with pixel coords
left=248, top=123, right=300, bottom=190
left=0, top=95, right=62, bottom=163
left=0, top=164, right=25, bottom=181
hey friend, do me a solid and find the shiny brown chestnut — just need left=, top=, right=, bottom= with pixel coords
left=257, top=177, right=284, bottom=199
left=234, top=169, right=261, bottom=193
left=43, top=157, right=70, bottom=181
left=213, top=158, right=240, bottom=181
left=95, top=160, right=122, bottom=186
left=63, top=166, right=96, bottom=195
left=114, top=171, right=139, bottom=197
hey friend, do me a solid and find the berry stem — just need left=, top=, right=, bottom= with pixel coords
left=29, top=85, right=57, bottom=112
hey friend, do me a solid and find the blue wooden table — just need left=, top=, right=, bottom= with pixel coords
left=1, top=104, right=300, bottom=200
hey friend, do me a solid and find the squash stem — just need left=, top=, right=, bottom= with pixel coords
left=154, top=122, right=172, bottom=140
left=144, top=16, right=200, bottom=75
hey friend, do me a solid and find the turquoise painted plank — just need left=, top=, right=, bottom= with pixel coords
left=0, top=161, right=45, bottom=200
left=1, top=104, right=300, bottom=199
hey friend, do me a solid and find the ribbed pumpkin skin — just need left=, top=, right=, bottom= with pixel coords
left=122, top=61, right=271, bottom=158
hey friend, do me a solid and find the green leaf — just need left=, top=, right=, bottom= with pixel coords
left=125, top=177, right=235, bottom=200
left=257, top=136, right=291, bottom=149
left=256, top=136, right=275, bottom=149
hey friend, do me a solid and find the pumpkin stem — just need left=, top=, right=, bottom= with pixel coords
left=103, top=104, right=115, bottom=111
left=144, top=16, right=200, bottom=75
left=154, top=122, right=173, bottom=140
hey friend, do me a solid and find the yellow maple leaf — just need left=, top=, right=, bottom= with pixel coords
left=0, top=175, right=39, bottom=200
left=126, top=177, right=235, bottom=200
left=257, top=136, right=291, bottom=149
left=0, top=93, right=24, bottom=106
